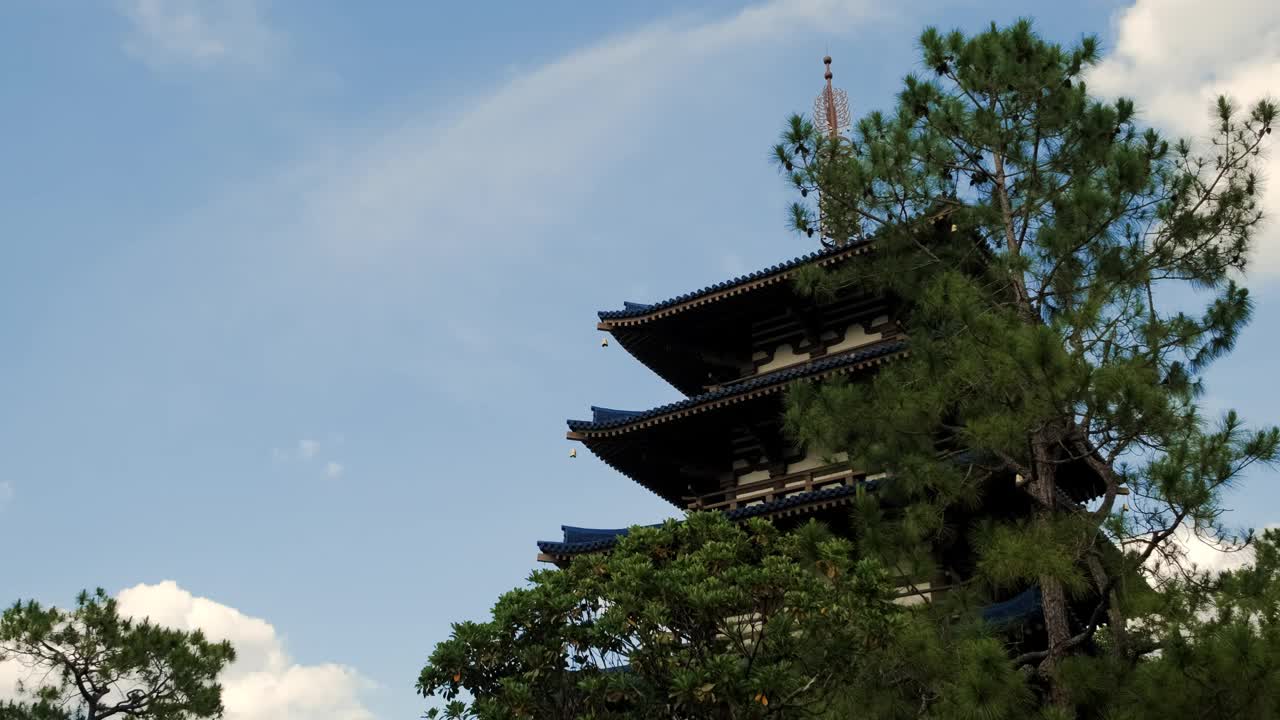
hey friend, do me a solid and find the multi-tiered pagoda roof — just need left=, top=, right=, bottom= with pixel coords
left=540, top=241, right=908, bottom=564
left=593, top=240, right=883, bottom=395
left=538, top=236, right=1107, bottom=572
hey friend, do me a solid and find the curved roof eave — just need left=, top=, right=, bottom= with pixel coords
left=536, top=482, right=873, bottom=557
left=567, top=340, right=907, bottom=436
left=596, top=240, right=873, bottom=328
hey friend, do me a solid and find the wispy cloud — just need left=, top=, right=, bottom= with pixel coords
left=273, top=439, right=342, bottom=479
left=297, top=439, right=319, bottom=461
left=0, top=481, right=12, bottom=512
left=273, top=438, right=319, bottom=462
left=1090, top=0, right=1280, bottom=277
left=118, top=0, right=278, bottom=69
left=265, top=0, right=879, bottom=266
left=148, top=0, right=888, bottom=411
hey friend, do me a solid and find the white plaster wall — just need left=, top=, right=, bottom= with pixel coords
left=757, top=343, right=806, bottom=373
left=785, top=449, right=849, bottom=474
left=893, top=581, right=932, bottom=607
left=753, top=316, right=890, bottom=375
left=825, top=318, right=887, bottom=354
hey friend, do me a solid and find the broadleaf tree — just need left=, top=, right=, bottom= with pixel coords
left=0, top=589, right=235, bottom=720
left=418, top=513, right=1035, bottom=720
left=774, top=17, right=1277, bottom=707
left=419, top=519, right=1280, bottom=718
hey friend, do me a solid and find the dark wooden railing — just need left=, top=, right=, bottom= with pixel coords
left=687, top=463, right=866, bottom=511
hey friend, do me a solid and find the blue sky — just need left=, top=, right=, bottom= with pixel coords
left=1, top=1, right=1277, bottom=718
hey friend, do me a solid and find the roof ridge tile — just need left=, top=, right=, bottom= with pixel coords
left=597, top=240, right=869, bottom=321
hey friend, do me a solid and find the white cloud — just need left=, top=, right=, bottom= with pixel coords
left=0, top=481, right=12, bottom=511
left=272, top=438, right=320, bottom=462
left=0, top=659, right=25, bottom=700
left=297, top=438, right=320, bottom=461
left=271, top=440, right=345, bottom=479
left=119, top=0, right=277, bottom=68
left=1163, top=524, right=1258, bottom=575
left=1135, top=522, right=1280, bottom=581
left=116, top=582, right=374, bottom=720
left=1090, top=0, right=1280, bottom=276
left=1, top=582, right=373, bottom=720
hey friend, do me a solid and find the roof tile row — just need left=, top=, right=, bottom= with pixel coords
left=567, top=341, right=906, bottom=433
left=597, top=241, right=868, bottom=321
left=536, top=482, right=872, bottom=556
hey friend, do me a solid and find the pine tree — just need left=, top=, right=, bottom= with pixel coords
left=0, top=589, right=235, bottom=720
left=418, top=19, right=1280, bottom=720
left=774, top=19, right=1278, bottom=709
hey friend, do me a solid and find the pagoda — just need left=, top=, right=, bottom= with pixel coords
left=539, top=239, right=900, bottom=560
left=537, top=60, right=1108, bottom=627
left=539, top=234, right=1113, bottom=641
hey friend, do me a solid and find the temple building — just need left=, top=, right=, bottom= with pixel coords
left=538, top=239, right=897, bottom=564
left=536, top=230, right=1108, bottom=636
left=536, top=59, right=1107, bottom=631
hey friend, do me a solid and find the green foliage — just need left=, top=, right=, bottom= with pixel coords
left=0, top=699, right=72, bottom=720
left=774, top=17, right=1278, bottom=703
left=420, top=519, right=1280, bottom=719
left=423, top=18, right=1280, bottom=720
left=1056, top=530, right=1280, bottom=718
left=0, top=589, right=235, bottom=720
left=418, top=514, right=1034, bottom=719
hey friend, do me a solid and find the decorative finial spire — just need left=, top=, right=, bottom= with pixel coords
left=812, top=56, right=852, bottom=248
left=813, top=55, right=850, bottom=140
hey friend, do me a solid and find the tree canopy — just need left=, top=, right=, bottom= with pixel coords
left=774, top=17, right=1277, bottom=706
left=0, top=589, right=235, bottom=720
left=420, top=524, right=1280, bottom=719
left=419, top=513, right=1037, bottom=719
left=419, top=19, right=1278, bottom=719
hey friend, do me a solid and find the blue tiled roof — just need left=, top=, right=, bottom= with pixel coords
left=587, top=407, right=646, bottom=425
left=567, top=341, right=907, bottom=433
left=562, top=526, right=650, bottom=544
left=537, top=537, right=620, bottom=555
left=537, top=483, right=874, bottom=557
left=598, top=241, right=869, bottom=321
left=538, top=524, right=662, bottom=556
left=722, top=481, right=872, bottom=521
left=981, top=587, right=1043, bottom=626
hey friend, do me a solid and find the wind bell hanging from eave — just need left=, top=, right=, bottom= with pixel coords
left=811, top=55, right=851, bottom=248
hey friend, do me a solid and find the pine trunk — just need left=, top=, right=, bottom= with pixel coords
left=1032, top=436, right=1074, bottom=712
left=1038, top=561, right=1073, bottom=705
